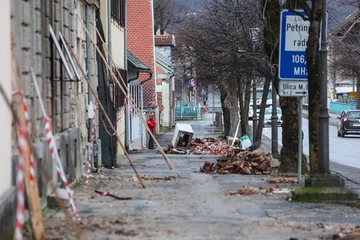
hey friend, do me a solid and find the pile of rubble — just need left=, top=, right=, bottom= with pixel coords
left=200, top=147, right=280, bottom=175
left=161, top=137, right=235, bottom=155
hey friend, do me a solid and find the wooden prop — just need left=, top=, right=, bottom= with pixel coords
left=61, top=35, right=146, bottom=189
left=93, top=190, right=132, bottom=200
left=10, top=33, right=45, bottom=240
left=76, top=15, right=181, bottom=178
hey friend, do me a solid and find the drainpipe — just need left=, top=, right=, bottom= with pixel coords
left=86, top=4, right=97, bottom=172
left=169, top=74, right=174, bottom=128
left=108, top=0, right=112, bottom=69
left=108, top=0, right=113, bottom=101
left=140, top=73, right=153, bottom=148
left=127, top=71, right=140, bottom=150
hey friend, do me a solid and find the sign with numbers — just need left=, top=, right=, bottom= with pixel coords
left=278, top=10, right=310, bottom=81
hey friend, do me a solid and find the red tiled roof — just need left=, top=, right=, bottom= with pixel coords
left=128, top=0, right=156, bottom=107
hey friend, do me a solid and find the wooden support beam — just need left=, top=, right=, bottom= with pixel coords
left=11, top=32, right=45, bottom=240
left=62, top=34, right=146, bottom=189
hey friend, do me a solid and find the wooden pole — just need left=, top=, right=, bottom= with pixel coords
left=80, top=16, right=181, bottom=178
left=76, top=14, right=181, bottom=178
left=62, top=35, right=146, bottom=188
left=11, top=33, right=45, bottom=240
left=0, top=83, right=81, bottom=239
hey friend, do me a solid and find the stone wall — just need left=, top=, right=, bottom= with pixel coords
left=0, top=1, right=99, bottom=236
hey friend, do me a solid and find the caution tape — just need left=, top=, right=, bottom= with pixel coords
left=83, top=103, right=97, bottom=190
left=22, top=100, right=35, bottom=186
left=100, top=112, right=116, bottom=136
left=124, top=94, right=134, bottom=115
left=14, top=124, right=26, bottom=240
left=44, top=117, right=81, bottom=221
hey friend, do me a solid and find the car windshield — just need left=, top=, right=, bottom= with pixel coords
left=348, top=111, right=360, bottom=119
left=265, top=109, right=272, bottom=114
left=265, top=108, right=281, bottom=114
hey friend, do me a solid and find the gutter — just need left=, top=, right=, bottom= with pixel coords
left=86, top=4, right=97, bottom=173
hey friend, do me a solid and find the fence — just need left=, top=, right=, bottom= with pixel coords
left=174, top=103, right=202, bottom=120
left=329, top=102, right=357, bottom=114
left=304, top=102, right=356, bottom=114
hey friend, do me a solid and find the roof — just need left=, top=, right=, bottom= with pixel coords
left=330, top=8, right=360, bottom=38
left=155, top=35, right=175, bottom=46
left=127, top=49, right=151, bottom=72
left=127, top=0, right=156, bottom=107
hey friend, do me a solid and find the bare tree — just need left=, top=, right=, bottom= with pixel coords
left=329, top=9, right=360, bottom=108
left=153, top=0, right=189, bottom=34
left=174, top=0, right=273, bottom=139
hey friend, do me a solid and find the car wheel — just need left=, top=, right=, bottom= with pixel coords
left=340, top=129, right=345, bottom=138
left=337, top=130, right=340, bottom=137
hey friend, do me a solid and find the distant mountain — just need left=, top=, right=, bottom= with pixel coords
left=177, top=0, right=358, bottom=31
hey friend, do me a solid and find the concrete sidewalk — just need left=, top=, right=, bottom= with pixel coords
left=40, top=113, right=360, bottom=240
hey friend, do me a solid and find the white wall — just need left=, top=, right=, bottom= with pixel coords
left=0, top=0, right=12, bottom=196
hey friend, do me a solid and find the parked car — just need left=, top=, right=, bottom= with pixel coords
left=248, top=105, right=261, bottom=120
left=264, top=106, right=282, bottom=127
left=337, top=109, right=360, bottom=137
left=249, top=106, right=254, bottom=120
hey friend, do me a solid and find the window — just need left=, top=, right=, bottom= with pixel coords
left=111, top=0, right=125, bottom=26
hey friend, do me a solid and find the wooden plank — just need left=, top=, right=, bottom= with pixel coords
left=11, top=33, right=45, bottom=240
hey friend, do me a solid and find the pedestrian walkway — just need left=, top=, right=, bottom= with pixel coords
left=40, top=113, right=360, bottom=240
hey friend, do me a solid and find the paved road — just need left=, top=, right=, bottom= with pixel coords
left=262, top=111, right=360, bottom=194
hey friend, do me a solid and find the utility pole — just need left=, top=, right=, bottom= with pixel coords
left=319, top=0, right=330, bottom=174
left=271, top=83, right=278, bottom=154
left=252, top=82, right=257, bottom=142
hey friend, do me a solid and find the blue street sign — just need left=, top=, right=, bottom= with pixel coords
left=279, top=10, right=309, bottom=81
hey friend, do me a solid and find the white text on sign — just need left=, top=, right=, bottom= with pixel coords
left=292, top=54, right=307, bottom=76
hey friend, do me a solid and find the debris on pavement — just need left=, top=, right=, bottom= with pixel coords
left=132, top=174, right=176, bottom=182
left=228, top=185, right=291, bottom=196
left=200, top=147, right=279, bottom=175
left=266, top=177, right=297, bottom=184
left=171, top=123, right=194, bottom=149
left=91, top=190, right=132, bottom=200
left=159, top=137, right=237, bottom=155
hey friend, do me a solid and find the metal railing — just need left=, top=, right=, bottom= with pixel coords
left=174, top=103, right=202, bottom=120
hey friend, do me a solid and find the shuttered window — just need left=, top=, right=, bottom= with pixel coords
left=111, top=0, right=125, bottom=26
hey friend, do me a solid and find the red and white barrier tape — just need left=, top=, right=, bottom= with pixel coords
left=83, top=105, right=97, bottom=190
left=12, top=90, right=23, bottom=96
left=44, top=117, right=81, bottom=221
left=31, top=71, right=80, bottom=221
left=23, top=100, right=35, bottom=186
left=124, top=94, right=134, bottom=115
left=14, top=124, right=26, bottom=240
left=100, top=112, right=116, bottom=137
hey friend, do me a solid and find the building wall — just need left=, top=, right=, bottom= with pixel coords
left=128, top=0, right=156, bottom=107
left=0, top=1, right=99, bottom=235
left=99, top=0, right=127, bottom=156
left=0, top=0, right=12, bottom=198
left=0, top=6, right=16, bottom=239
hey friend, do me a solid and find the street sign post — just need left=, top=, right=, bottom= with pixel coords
left=279, top=80, right=308, bottom=97
left=278, top=10, right=310, bottom=183
left=278, top=10, right=309, bottom=97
